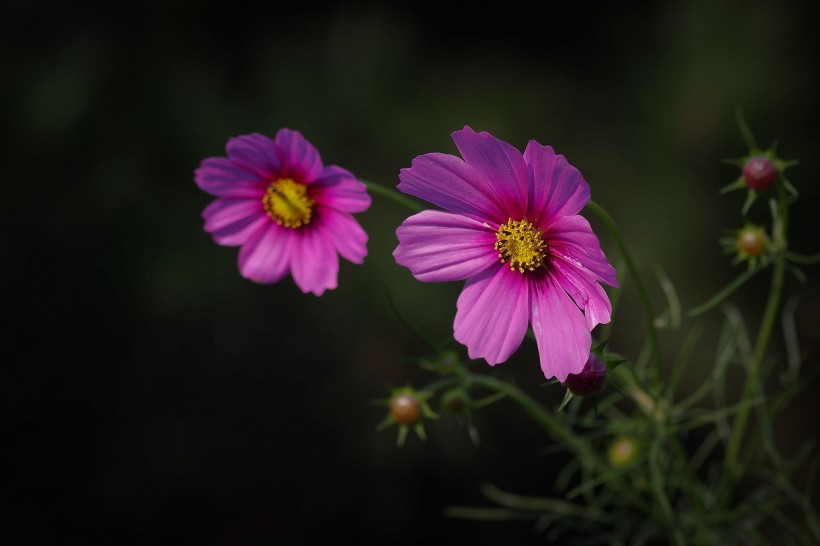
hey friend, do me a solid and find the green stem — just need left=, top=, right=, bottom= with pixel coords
left=723, top=186, right=789, bottom=474
left=585, top=200, right=662, bottom=387
left=469, top=374, right=597, bottom=468
left=361, top=179, right=425, bottom=213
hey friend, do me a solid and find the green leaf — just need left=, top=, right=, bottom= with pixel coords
left=719, top=175, right=746, bottom=195
left=688, top=268, right=759, bottom=316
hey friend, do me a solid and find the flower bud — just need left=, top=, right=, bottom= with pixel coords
left=562, top=354, right=606, bottom=396
left=608, top=437, right=638, bottom=467
left=441, top=389, right=469, bottom=415
left=737, top=225, right=767, bottom=258
left=389, top=393, right=421, bottom=425
left=742, top=156, right=777, bottom=192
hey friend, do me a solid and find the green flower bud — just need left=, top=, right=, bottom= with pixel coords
left=608, top=437, right=638, bottom=467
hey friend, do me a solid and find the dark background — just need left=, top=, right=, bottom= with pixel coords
left=3, top=1, right=820, bottom=544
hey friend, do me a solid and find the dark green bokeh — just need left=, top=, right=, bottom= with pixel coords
left=4, top=1, right=819, bottom=543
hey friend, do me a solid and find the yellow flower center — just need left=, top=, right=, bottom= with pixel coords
left=262, top=178, right=315, bottom=228
left=494, top=218, right=547, bottom=273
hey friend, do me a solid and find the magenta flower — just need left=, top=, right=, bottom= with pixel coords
left=195, top=129, right=371, bottom=295
left=393, top=127, right=617, bottom=381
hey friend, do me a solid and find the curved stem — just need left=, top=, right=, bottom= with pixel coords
left=585, top=200, right=662, bottom=387
left=724, top=186, right=789, bottom=474
left=361, top=179, right=425, bottom=213
left=468, top=374, right=598, bottom=467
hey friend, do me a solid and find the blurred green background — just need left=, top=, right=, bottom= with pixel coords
left=3, top=0, right=819, bottom=544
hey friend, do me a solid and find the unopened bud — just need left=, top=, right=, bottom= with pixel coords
left=562, top=354, right=606, bottom=396
left=608, top=437, right=638, bottom=466
left=737, top=225, right=767, bottom=258
left=441, top=389, right=468, bottom=415
left=389, top=393, right=421, bottom=425
left=742, top=156, right=777, bottom=192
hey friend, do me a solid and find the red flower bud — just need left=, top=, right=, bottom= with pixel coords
left=562, top=354, right=606, bottom=396
left=737, top=226, right=766, bottom=258
left=389, top=393, right=421, bottom=425
left=742, top=156, right=777, bottom=192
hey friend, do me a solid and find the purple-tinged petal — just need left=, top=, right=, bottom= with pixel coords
left=398, top=152, right=506, bottom=221
left=524, top=140, right=590, bottom=225
left=290, top=228, right=338, bottom=296
left=274, top=128, right=323, bottom=184
left=549, top=261, right=612, bottom=329
left=317, top=206, right=368, bottom=264
left=225, top=133, right=282, bottom=179
left=545, top=215, right=618, bottom=287
left=454, top=266, right=529, bottom=364
left=530, top=276, right=591, bottom=382
left=394, top=210, right=498, bottom=282
left=451, top=126, right=528, bottom=220
left=202, top=198, right=269, bottom=246
left=312, top=165, right=371, bottom=213
left=194, top=158, right=267, bottom=198
left=237, top=224, right=294, bottom=284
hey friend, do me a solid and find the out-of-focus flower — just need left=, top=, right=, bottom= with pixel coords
left=393, top=126, right=617, bottom=381
left=562, top=353, right=607, bottom=396
left=194, top=129, right=371, bottom=295
left=608, top=437, right=638, bottom=467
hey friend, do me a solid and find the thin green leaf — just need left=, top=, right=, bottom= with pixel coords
left=736, top=107, right=759, bottom=150
left=784, top=250, right=820, bottom=264
left=781, top=293, right=801, bottom=384
left=719, top=175, right=747, bottom=195
left=688, top=268, right=758, bottom=317
left=678, top=396, right=765, bottom=431
left=479, top=483, right=613, bottom=523
left=652, top=264, right=681, bottom=330
left=665, top=324, right=704, bottom=400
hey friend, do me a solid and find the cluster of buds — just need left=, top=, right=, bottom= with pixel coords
left=718, top=117, right=797, bottom=269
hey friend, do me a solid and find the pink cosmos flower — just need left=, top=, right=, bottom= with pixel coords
left=393, top=127, right=617, bottom=381
left=195, top=129, right=371, bottom=296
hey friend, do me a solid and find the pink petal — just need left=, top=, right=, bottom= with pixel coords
left=274, top=128, right=323, bottom=183
left=237, top=224, right=295, bottom=284
left=225, top=133, right=282, bottom=179
left=317, top=206, right=369, bottom=264
left=202, top=198, right=270, bottom=246
left=549, top=261, right=612, bottom=329
left=545, top=215, right=618, bottom=287
left=398, top=152, right=506, bottom=221
left=394, top=210, right=498, bottom=282
left=523, top=140, right=590, bottom=226
left=530, top=276, right=591, bottom=382
left=312, top=165, right=371, bottom=213
left=194, top=158, right=267, bottom=198
left=454, top=266, right=529, bottom=365
left=451, top=126, right=528, bottom=220
left=290, top=227, right=339, bottom=296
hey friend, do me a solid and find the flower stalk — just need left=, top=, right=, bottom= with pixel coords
left=723, top=183, right=789, bottom=478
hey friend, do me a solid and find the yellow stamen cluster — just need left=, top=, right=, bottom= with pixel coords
left=262, top=178, right=315, bottom=228
left=494, top=218, right=547, bottom=273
